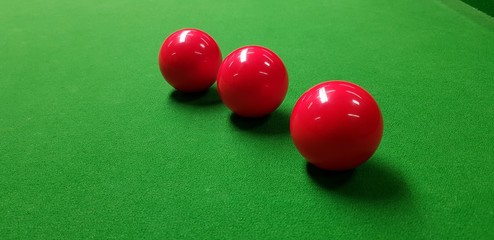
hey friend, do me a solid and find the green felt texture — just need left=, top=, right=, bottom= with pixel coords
left=1, top=0, right=494, bottom=239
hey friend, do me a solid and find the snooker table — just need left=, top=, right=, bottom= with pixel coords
left=1, top=0, right=493, bottom=239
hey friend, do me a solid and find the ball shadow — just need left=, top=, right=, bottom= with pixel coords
left=306, top=157, right=409, bottom=202
left=229, top=110, right=291, bottom=135
left=306, top=164, right=355, bottom=189
left=461, top=0, right=494, bottom=17
left=169, top=87, right=222, bottom=106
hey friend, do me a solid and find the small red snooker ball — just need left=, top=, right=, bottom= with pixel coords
left=290, top=81, right=384, bottom=170
left=158, top=28, right=222, bottom=92
left=217, top=46, right=288, bottom=117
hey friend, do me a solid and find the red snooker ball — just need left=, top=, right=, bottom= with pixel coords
left=158, top=29, right=222, bottom=92
left=217, top=46, right=288, bottom=117
left=290, top=81, right=383, bottom=170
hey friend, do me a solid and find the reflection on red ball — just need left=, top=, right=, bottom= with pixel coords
left=290, top=81, right=384, bottom=170
left=217, top=46, right=288, bottom=117
left=158, top=29, right=222, bottom=92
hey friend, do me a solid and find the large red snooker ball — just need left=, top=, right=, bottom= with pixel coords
left=217, top=46, right=288, bottom=117
left=158, top=28, right=222, bottom=92
left=290, top=81, right=384, bottom=170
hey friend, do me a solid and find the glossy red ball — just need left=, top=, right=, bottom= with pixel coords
left=158, top=29, right=222, bottom=92
left=217, top=46, right=288, bottom=117
left=290, top=81, right=383, bottom=170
